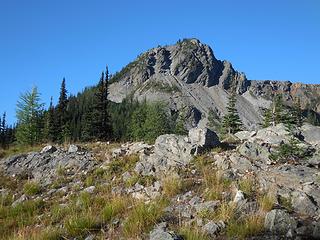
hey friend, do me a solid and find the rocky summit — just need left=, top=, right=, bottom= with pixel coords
left=1, top=124, right=320, bottom=239
left=109, top=38, right=320, bottom=130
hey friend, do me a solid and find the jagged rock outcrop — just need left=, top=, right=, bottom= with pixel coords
left=135, top=127, right=219, bottom=176
left=109, top=38, right=320, bottom=130
left=0, top=145, right=96, bottom=186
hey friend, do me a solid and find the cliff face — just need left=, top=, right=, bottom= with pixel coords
left=109, top=38, right=320, bottom=130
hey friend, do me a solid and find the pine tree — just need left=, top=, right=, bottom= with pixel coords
left=222, top=92, right=242, bottom=134
left=291, top=98, right=303, bottom=127
left=263, top=108, right=272, bottom=128
left=0, top=112, right=6, bottom=147
left=89, top=65, right=113, bottom=141
left=57, top=78, right=69, bottom=141
left=44, top=97, right=57, bottom=142
left=102, top=66, right=112, bottom=140
left=144, top=103, right=170, bottom=142
left=16, top=87, right=44, bottom=145
left=273, top=95, right=285, bottom=125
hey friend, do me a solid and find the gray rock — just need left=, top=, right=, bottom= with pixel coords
left=202, top=221, right=225, bottom=237
left=194, top=200, right=220, bottom=213
left=135, top=134, right=196, bottom=175
left=40, top=145, right=57, bottom=154
left=238, top=141, right=270, bottom=163
left=308, top=150, right=320, bottom=167
left=83, top=186, right=96, bottom=194
left=188, top=127, right=220, bottom=152
left=264, top=209, right=297, bottom=235
left=0, top=146, right=97, bottom=186
left=84, top=235, right=95, bottom=240
left=12, top=194, right=28, bottom=206
left=233, top=190, right=245, bottom=203
left=313, top=221, right=320, bottom=239
left=291, top=191, right=318, bottom=217
left=301, top=124, right=320, bottom=146
left=68, top=144, right=80, bottom=153
left=149, top=222, right=181, bottom=240
left=235, top=130, right=257, bottom=141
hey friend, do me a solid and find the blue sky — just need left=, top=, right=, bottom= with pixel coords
left=0, top=0, right=319, bottom=124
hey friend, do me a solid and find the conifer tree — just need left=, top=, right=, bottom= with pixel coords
left=16, top=87, right=44, bottom=145
left=263, top=108, right=272, bottom=128
left=291, top=98, right=303, bottom=127
left=0, top=112, right=6, bottom=147
left=222, top=92, right=242, bottom=134
left=57, top=78, right=69, bottom=141
left=44, top=97, right=57, bottom=142
left=89, top=65, right=113, bottom=141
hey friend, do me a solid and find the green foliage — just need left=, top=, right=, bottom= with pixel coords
left=23, top=181, right=41, bottom=196
left=270, top=137, right=313, bottom=163
left=208, top=108, right=222, bottom=133
left=222, top=92, right=242, bottom=134
left=263, top=95, right=305, bottom=128
left=16, top=87, right=44, bottom=145
left=130, top=101, right=172, bottom=143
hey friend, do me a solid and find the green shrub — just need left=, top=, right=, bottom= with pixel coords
left=270, top=137, right=313, bottom=163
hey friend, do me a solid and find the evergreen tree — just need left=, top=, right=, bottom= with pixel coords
left=291, top=98, right=303, bottom=127
left=57, top=78, right=69, bottom=141
left=174, top=109, right=188, bottom=135
left=263, top=108, right=272, bottom=128
left=222, top=92, right=242, bottom=134
left=144, top=103, right=170, bottom=142
left=273, top=94, right=286, bottom=125
left=0, top=112, right=6, bottom=147
left=130, top=100, right=148, bottom=140
left=88, top=66, right=113, bottom=141
left=16, top=87, right=44, bottom=145
left=44, top=97, right=57, bottom=142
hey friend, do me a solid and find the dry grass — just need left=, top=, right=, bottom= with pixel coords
left=202, top=168, right=232, bottom=201
left=122, top=198, right=168, bottom=238
left=0, top=145, right=43, bottom=159
left=179, top=226, right=209, bottom=240
left=162, top=174, right=183, bottom=198
left=258, top=194, right=276, bottom=212
left=226, top=214, right=265, bottom=239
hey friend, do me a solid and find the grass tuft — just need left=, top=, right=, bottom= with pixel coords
left=23, top=181, right=41, bottom=196
left=162, top=174, right=183, bottom=198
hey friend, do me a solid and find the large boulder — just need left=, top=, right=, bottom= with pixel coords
left=188, top=127, right=220, bottom=152
left=264, top=209, right=297, bottom=235
left=135, top=134, right=195, bottom=175
left=40, top=145, right=57, bottom=154
left=291, top=191, right=318, bottom=217
left=301, top=124, right=320, bottom=146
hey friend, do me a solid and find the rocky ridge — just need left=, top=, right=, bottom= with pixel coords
left=109, top=38, right=320, bottom=130
left=1, top=124, right=320, bottom=239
